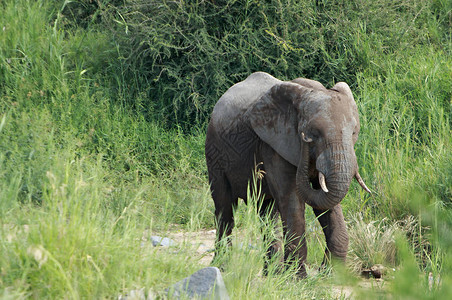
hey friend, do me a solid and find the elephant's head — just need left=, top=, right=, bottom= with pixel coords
left=248, top=80, right=370, bottom=210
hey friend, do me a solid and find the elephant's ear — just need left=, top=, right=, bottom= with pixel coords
left=332, top=82, right=354, bottom=100
left=247, top=82, right=308, bottom=166
left=291, top=78, right=327, bottom=91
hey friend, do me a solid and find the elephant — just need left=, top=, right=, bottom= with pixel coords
left=205, top=72, right=370, bottom=277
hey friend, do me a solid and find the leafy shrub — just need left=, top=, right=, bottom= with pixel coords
left=109, top=0, right=444, bottom=128
left=58, top=0, right=124, bottom=28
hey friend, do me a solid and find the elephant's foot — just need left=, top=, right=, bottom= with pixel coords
left=298, top=266, right=308, bottom=278
left=211, top=255, right=227, bottom=272
left=283, top=243, right=308, bottom=279
left=322, top=247, right=347, bottom=265
left=317, top=248, right=347, bottom=275
left=290, top=263, right=307, bottom=278
left=211, top=248, right=231, bottom=272
left=264, top=259, right=307, bottom=278
left=263, top=243, right=283, bottom=276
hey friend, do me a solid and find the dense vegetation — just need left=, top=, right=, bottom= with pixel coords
left=0, top=0, right=450, bottom=298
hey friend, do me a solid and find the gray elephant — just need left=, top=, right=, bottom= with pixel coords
left=205, top=72, right=370, bottom=277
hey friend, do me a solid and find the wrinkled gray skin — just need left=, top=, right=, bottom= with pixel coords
left=205, top=72, right=370, bottom=277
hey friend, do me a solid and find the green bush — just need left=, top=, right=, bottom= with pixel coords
left=109, top=0, right=448, bottom=128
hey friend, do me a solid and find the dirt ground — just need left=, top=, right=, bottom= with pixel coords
left=163, top=228, right=386, bottom=299
left=168, top=229, right=217, bottom=266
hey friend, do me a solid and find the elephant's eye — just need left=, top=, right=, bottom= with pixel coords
left=301, top=132, right=313, bottom=143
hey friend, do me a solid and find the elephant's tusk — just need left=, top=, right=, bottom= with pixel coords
left=319, top=172, right=329, bottom=193
left=301, top=132, right=313, bottom=143
left=355, top=172, right=371, bottom=194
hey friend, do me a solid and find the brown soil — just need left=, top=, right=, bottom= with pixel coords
left=168, top=229, right=216, bottom=266
left=166, top=228, right=386, bottom=299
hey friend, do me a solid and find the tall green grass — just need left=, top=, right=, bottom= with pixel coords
left=0, top=153, right=206, bottom=298
left=0, top=2, right=211, bottom=297
left=1, top=0, right=451, bottom=298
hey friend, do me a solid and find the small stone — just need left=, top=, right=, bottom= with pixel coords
left=197, top=243, right=215, bottom=253
left=428, top=272, right=434, bottom=290
left=166, top=267, right=230, bottom=299
left=151, top=236, right=176, bottom=247
left=238, top=242, right=256, bottom=250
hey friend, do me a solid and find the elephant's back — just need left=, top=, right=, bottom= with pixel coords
left=210, top=72, right=280, bottom=130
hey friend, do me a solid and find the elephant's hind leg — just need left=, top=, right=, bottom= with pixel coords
left=210, top=174, right=237, bottom=260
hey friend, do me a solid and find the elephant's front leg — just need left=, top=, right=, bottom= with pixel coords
left=261, top=144, right=307, bottom=277
left=258, top=198, right=282, bottom=276
left=210, top=173, right=237, bottom=263
left=313, top=204, right=349, bottom=264
left=280, top=195, right=307, bottom=278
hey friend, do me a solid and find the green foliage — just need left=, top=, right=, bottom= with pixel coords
left=349, top=46, right=451, bottom=217
left=0, top=156, right=202, bottom=298
left=55, top=0, right=125, bottom=29
left=109, top=0, right=449, bottom=127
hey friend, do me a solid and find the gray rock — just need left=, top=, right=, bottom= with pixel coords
left=151, top=236, right=176, bottom=247
left=166, top=267, right=229, bottom=300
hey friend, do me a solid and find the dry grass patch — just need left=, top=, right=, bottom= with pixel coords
left=347, top=214, right=421, bottom=276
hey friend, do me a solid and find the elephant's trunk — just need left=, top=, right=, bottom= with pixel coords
left=296, top=141, right=355, bottom=210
